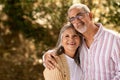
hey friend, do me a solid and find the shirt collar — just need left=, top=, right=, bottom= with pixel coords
left=64, top=54, right=74, bottom=62
left=94, top=23, right=104, bottom=40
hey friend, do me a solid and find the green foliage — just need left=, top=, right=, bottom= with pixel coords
left=0, top=58, right=44, bottom=80
left=0, top=0, right=72, bottom=80
left=99, top=0, right=120, bottom=31
left=0, top=0, right=119, bottom=80
left=107, top=1, right=120, bottom=27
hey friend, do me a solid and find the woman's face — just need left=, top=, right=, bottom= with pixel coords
left=61, top=27, right=80, bottom=56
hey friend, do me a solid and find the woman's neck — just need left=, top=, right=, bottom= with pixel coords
left=64, top=50, right=75, bottom=58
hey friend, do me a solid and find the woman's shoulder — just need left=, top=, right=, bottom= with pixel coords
left=43, top=54, right=65, bottom=80
left=43, top=54, right=70, bottom=80
left=43, top=67, right=64, bottom=80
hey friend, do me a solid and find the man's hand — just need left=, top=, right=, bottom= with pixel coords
left=44, top=50, right=58, bottom=70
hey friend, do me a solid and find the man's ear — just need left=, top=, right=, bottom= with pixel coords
left=89, top=12, right=93, bottom=20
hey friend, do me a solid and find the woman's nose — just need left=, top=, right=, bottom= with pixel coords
left=69, top=37, right=74, bottom=41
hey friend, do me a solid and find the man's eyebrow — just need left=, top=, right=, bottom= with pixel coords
left=69, top=16, right=73, bottom=18
left=76, top=12, right=83, bottom=15
left=69, top=12, right=80, bottom=19
left=76, top=12, right=81, bottom=15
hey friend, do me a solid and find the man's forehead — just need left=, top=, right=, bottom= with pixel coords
left=68, top=8, right=84, bottom=17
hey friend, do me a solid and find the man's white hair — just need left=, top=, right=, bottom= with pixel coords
left=68, top=3, right=90, bottom=14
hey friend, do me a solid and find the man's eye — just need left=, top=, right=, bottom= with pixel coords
left=69, top=18, right=74, bottom=21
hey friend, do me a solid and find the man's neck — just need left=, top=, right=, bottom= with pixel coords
left=83, top=23, right=99, bottom=48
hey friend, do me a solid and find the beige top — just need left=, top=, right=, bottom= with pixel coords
left=43, top=54, right=70, bottom=80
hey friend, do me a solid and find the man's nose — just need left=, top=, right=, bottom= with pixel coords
left=73, top=18, right=81, bottom=23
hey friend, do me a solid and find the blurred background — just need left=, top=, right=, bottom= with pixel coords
left=0, top=0, right=120, bottom=80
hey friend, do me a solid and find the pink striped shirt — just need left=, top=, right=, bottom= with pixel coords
left=80, top=23, right=120, bottom=80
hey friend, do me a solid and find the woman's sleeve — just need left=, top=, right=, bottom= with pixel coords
left=43, top=68, right=64, bottom=80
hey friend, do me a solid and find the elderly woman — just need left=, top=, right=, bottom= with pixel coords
left=43, top=22, right=83, bottom=80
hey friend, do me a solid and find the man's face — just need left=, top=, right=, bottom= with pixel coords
left=68, top=8, right=90, bottom=34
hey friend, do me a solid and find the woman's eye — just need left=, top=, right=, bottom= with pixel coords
left=73, top=35, right=78, bottom=37
left=65, top=35, right=69, bottom=37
